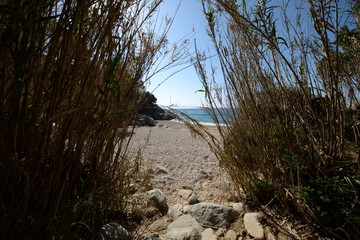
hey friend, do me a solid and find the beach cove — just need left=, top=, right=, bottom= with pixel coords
left=126, top=121, right=301, bottom=240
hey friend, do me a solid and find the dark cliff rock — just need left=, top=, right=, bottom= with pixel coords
left=136, top=92, right=174, bottom=126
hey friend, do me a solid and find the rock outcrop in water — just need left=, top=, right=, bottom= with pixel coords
left=137, top=92, right=174, bottom=126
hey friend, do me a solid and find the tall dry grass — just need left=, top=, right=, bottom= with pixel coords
left=195, top=0, right=360, bottom=239
left=0, top=0, right=185, bottom=238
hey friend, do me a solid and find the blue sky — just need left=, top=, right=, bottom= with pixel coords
left=146, top=0, right=354, bottom=107
left=146, top=0, right=212, bottom=107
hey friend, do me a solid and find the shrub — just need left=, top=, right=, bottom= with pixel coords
left=195, top=0, right=360, bottom=238
left=0, top=0, right=185, bottom=238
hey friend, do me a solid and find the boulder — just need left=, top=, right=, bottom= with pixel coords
left=168, top=203, right=183, bottom=221
left=165, top=214, right=204, bottom=240
left=184, top=202, right=239, bottom=228
left=243, top=213, right=264, bottom=239
left=137, top=114, right=156, bottom=126
left=147, top=189, right=168, bottom=213
left=98, top=223, right=132, bottom=240
left=138, top=92, right=174, bottom=120
left=201, top=228, right=217, bottom=240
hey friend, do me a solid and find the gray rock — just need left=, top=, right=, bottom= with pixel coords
left=244, top=213, right=264, bottom=239
left=137, top=114, right=156, bottom=126
left=148, top=219, right=169, bottom=232
left=184, top=202, right=240, bottom=228
left=188, top=193, right=200, bottom=205
left=168, top=203, right=183, bottom=221
left=99, top=223, right=132, bottom=240
left=147, top=189, right=168, bottom=213
left=214, top=181, right=231, bottom=191
left=157, top=176, right=175, bottom=183
left=201, top=228, right=217, bottom=240
left=225, top=230, right=238, bottom=240
left=165, top=214, right=204, bottom=240
left=178, top=189, right=193, bottom=199
left=154, top=166, right=169, bottom=175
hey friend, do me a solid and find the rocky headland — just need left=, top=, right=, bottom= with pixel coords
left=137, top=92, right=174, bottom=126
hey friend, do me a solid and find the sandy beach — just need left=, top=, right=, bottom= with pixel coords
left=128, top=120, right=232, bottom=205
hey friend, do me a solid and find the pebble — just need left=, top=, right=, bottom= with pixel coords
left=225, top=229, right=238, bottom=240
left=216, top=228, right=226, bottom=237
left=201, top=228, right=217, bottom=240
left=214, top=181, right=231, bottom=191
left=188, top=193, right=200, bottom=205
left=153, top=165, right=169, bottom=174
left=232, top=202, right=244, bottom=213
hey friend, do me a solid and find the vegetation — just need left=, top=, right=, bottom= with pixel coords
left=195, top=0, right=360, bottom=239
left=0, top=0, right=186, bottom=239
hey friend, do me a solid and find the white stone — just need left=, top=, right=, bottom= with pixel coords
left=232, top=202, right=244, bottom=213
left=201, top=228, right=217, bottom=240
left=244, top=213, right=264, bottom=239
left=225, top=229, right=238, bottom=240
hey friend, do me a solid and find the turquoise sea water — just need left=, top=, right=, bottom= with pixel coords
left=175, top=108, right=227, bottom=125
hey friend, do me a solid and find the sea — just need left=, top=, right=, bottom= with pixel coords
left=174, top=108, right=227, bottom=125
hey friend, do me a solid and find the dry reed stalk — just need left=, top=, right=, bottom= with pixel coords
left=192, top=0, right=360, bottom=239
left=0, top=0, right=187, bottom=238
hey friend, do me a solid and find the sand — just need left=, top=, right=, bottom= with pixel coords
left=128, top=120, right=232, bottom=205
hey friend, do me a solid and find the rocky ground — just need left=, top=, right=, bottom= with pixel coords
left=128, top=120, right=232, bottom=206
left=100, top=121, right=319, bottom=240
